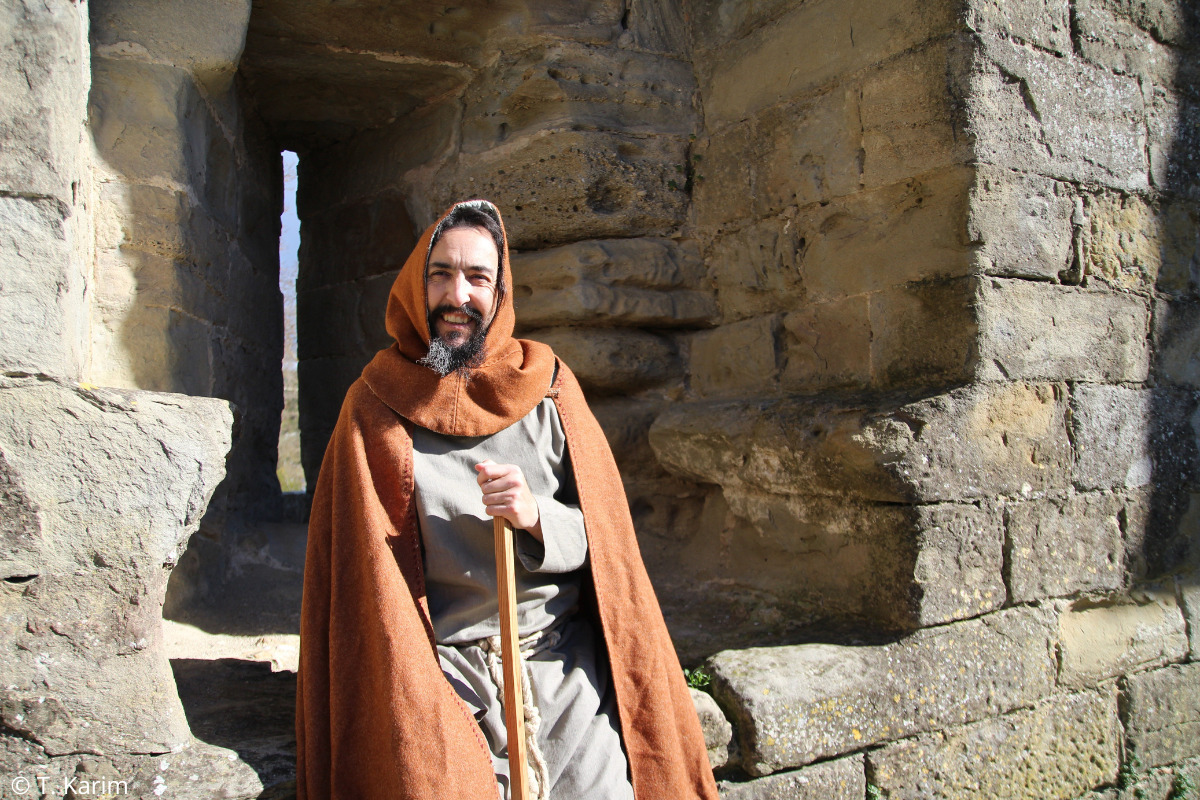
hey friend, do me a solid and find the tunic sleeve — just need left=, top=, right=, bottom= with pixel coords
left=518, top=445, right=588, bottom=573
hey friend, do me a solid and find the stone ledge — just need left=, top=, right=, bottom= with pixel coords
left=718, top=753, right=865, bottom=800
left=1123, top=662, right=1200, bottom=769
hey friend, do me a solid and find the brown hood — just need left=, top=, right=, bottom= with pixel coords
left=361, top=200, right=555, bottom=436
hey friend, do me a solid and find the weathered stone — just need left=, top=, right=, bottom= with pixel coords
left=1084, top=193, right=1199, bottom=293
left=1058, top=589, right=1188, bottom=688
left=1007, top=493, right=1125, bottom=602
left=0, top=378, right=232, bottom=756
left=868, top=278, right=978, bottom=391
left=1146, top=87, right=1200, bottom=198
left=971, top=36, right=1148, bottom=190
left=691, top=689, right=733, bottom=771
left=700, top=0, right=958, bottom=128
left=1074, top=0, right=1185, bottom=87
left=705, top=215, right=807, bottom=321
left=914, top=502, right=1005, bottom=626
left=867, top=689, right=1120, bottom=800
left=418, top=131, right=689, bottom=249
left=526, top=327, right=681, bottom=394
left=690, top=0, right=802, bottom=54
left=297, top=191, right=416, bottom=291
left=1124, top=663, right=1200, bottom=768
left=707, top=607, right=1057, bottom=774
left=0, top=0, right=87, bottom=205
left=689, top=317, right=779, bottom=398
left=1071, top=385, right=1197, bottom=492
left=691, top=119, right=754, bottom=230
left=299, top=354, right=373, bottom=486
left=976, top=278, right=1150, bottom=383
left=461, top=43, right=695, bottom=151
left=965, top=0, right=1072, bottom=53
left=1179, top=572, right=1200, bottom=661
left=511, top=238, right=717, bottom=329
left=0, top=196, right=86, bottom=380
left=780, top=296, right=871, bottom=392
left=968, top=167, right=1074, bottom=280
left=90, top=0, right=252, bottom=93
left=1155, top=299, right=1200, bottom=390
left=718, top=753, right=865, bottom=800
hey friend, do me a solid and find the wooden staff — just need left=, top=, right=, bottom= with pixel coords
left=493, top=516, right=531, bottom=800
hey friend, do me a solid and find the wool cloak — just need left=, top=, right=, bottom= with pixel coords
left=296, top=201, right=718, bottom=800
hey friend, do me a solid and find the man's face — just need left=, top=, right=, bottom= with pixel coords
left=425, top=225, right=500, bottom=348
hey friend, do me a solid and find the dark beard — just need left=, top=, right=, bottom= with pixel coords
left=417, top=304, right=487, bottom=377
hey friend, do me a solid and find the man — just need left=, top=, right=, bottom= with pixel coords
left=296, top=200, right=717, bottom=800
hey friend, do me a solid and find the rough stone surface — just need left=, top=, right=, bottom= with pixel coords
left=976, top=278, right=1150, bottom=383
left=914, top=502, right=1006, bottom=625
left=779, top=297, right=872, bottom=392
left=691, top=689, right=733, bottom=771
left=1154, top=299, right=1200, bottom=388
left=0, top=377, right=233, bottom=757
left=689, top=317, right=780, bottom=398
left=965, top=0, right=1072, bottom=53
left=1057, top=589, right=1188, bottom=688
left=867, top=689, right=1120, bottom=800
left=718, top=753, right=865, bottom=800
left=707, top=607, right=1057, bottom=774
left=525, top=327, right=681, bottom=394
left=1124, top=663, right=1200, bottom=769
left=968, top=167, right=1074, bottom=280
left=867, top=278, right=978, bottom=391
left=1179, top=572, right=1200, bottom=662
left=1006, top=493, right=1125, bottom=602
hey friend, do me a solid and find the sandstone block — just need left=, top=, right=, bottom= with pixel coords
left=718, top=754, right=865, bottom=800
left=297, top=191, right=416, bottom=291
left=511, top=238, right=716, bottom=329
left=971, top=36, right=1148, bottom=190
left=1084, top=193, right=1199, bottom=293
left=1075, top=0, right=1182, bottom=87
left=965, top=0, right=1072, bottom=53
left=461, top=43, right=695, bottom=151
left=1007, top=493, right=1125, bottom=602
left=968, top=167, right=1074, bottom=280
left=526, top=328, right=680, bottom=394
left=691, top=689, right=733, bottom=771
left=299, top=354, right=372, bottom=485
left=1058, top=590, right=1188, bottom=688
left=297, top=283, right=365, bottom=361
left=706, top=215, right=807, bottom=322
left=707, top=607, right=1057, bottom=773
left=1146, top=85, right=1200, bottom=201
left=701, top=0, right=957, bottom=128
left=976, top=279, right=1150, bottom=383
left=0, top=378, right=232, bottom=756
left=0, top=0, right=86, bottom=204
left=420, top=131, right=688, bottom=249
left=914, top=502, right=1005, bottom=625
left=690, top=0, right=802, bottom=54
left=868, top=278, right=977, bottom=391
left=1179, top=573, right=1200, bottom=661
left=690, top=317, right=780, bottom=397
left=90, top=0, right=252, bottom=93
left=780, top=296, right=871, bottom=392
left=0, top=196, right=85, bottom=379
left=691, top=120, right=754, bottom=230
left=1124, top=663, right=1200, bottom=768
left=867, top=689, right=1120, bottom=800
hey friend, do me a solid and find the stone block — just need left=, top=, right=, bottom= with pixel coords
left=867, top=689, right=1120, bottom=800
left=976, top=279, right=1150, bottom=383
left=90, top=0, right=251, bottom=93
left=1145, top=85, right=1200, bottom=201
left=707, top=607, right=1057, bottom=774
left=798, top=167, right=975, bottom=301
left=1058, top=589, right=1188, bottom=688
left=691, top=120, right=755, bottom=230
left=0, top=0, right=86, bottom=204
left=420, top=131, right=688, bottom=249
left=0, top=378, right=232, bottom=756
left=1084, top=193, right=1200, bottom=294
left=968, top=167, right=1074, bottom=281
left=297, top=191, right=416, bottom=291
left=690, top=317, right=780, bottom=397
left=971, top=36, right=1148, bottom=190
left=0, top=196, right=85, bottom=379
left=692, top=689, right=733, bottom=771
left=299, top=354, right=372, bottom=486
left=526, top=328, right=681, bottom=394
left=780, top=296, right=871, bottom=392
left=461, top=43, right=695, bottom=151
left=1071, top=385, right=1197, bottom=492
left=965, top=0, right=1072, bottom=53
left=859, top=41, right=972, bottom=190
left=511, top=238, right=717, bottom=329
left=1007, top=493, right=1126, bottom=603
left=358, top=271, right=398, bottom=354
left=1075, top=0, right=1183, bottom=87
left=1124, top=663, right=1200, bottom=768
left=868, top=278, right=978, bottom=391
left=297, top=283, right=365, bottom=361
left=690, top=0, right=804, bottom=54
left=706, top=215, right=807, bottom=322
left=718, top=754, right=865, bottom=800
left=913, top=502, right=1006, bottom=626
left=700, top=0, right=958, bottom=129
left=1179, top=572, right=1200, bottom=661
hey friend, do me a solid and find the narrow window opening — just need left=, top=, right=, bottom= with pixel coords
left=277, top=150, right=305, bottom=495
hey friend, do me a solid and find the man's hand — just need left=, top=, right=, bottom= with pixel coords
left=475, top=460, right=542, bottom=541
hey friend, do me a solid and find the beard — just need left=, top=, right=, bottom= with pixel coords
left=417, top=303, right=487, bottom=377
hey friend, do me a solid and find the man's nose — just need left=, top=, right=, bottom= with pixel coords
left=447, top=272, right=472, bottom=307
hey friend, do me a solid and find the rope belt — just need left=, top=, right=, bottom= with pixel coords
left=478, top=612, right=570, bottom=800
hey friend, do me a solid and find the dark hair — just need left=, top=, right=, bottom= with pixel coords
left=429, top=202, right=506, bottom=266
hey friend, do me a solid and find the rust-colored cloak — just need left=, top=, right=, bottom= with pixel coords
left=296, top=201, right=717, bottom=800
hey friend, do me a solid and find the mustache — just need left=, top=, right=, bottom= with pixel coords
left=430, top=303, right=484, bottom=324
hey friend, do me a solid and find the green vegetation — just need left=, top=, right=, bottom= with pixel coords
left=684, top=666, right=712, bottom=690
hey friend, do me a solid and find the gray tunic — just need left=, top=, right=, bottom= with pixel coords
left=411, top=398, right=634, bottom=800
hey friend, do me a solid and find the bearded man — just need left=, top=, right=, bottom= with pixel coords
left=296, top=200, right=717, bottom=800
